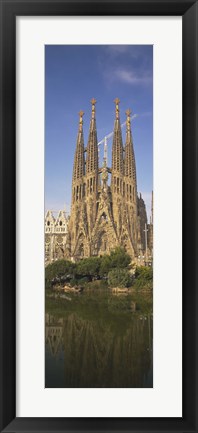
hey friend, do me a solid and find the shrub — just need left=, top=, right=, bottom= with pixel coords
left=99, top=254, right=112, bottom=277
left=69, top=277, right=78, bottom=287
left=76, top=276, right=90, bottom=286
left=45, top=259, right=76, bottom=289
left=45, top=248, right=133, bottom=290
left=100, top=247, right=131, bottom=277
left=108, top=268, right=132, bottom=288
left=133, top=266, right=153, bottom=290
left=109, top=247, right=131, bottom=269
left=85, top=280, right=108, bottom=290
left=76, top=257, right=101, bottom=278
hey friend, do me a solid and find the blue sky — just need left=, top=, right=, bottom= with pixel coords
left=45, top=45, right=153, bottom=218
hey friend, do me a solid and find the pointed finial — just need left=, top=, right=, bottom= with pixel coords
left=79, top=110, right=84, bottom=118
left=114, top=98, right=120, bottom=119
left=91, top=98, right=96, bottom=119
left=126, top=108, right=132, bottom=130
left=126, top=108, right=132, bottom=117
left=78, top=110, right=84, bottom=131
left=114, top=97, right=120, bottom=105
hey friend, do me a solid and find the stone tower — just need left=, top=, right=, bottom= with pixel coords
left=123, top=108, right=139, bottom=254
left=67, top=99, right=149, bottom=262
left=111, top=98, right=124, bottom=239
left=86, top=99, right=99, bottom=234
left=69, top=110, right=88, bottom=258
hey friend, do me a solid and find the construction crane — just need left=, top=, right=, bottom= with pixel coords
left=97, top=114, right=137, bottom=164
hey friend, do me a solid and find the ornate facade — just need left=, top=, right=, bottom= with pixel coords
left=45, top=99, right=153, bottom=264
left=45, top=210, right=69, bottom=264
left=68, top=98, right=148, bottom=261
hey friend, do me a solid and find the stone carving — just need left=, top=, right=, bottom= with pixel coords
left=45, top=100, right=153, bottom=264
left=68, top=100, right=149, bottom=261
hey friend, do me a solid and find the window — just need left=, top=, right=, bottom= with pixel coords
left=117, top=177, right=119, bottom=193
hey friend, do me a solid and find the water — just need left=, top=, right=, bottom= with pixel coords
left=45, top=291, right=153, bottom=388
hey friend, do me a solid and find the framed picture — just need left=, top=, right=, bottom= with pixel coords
left=0, top=0, right=197, bottom=432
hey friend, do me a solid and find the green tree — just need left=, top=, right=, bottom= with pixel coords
left=99, top=254, right=112, bottom=277
left=76, top=257, right=101, bottom=278
left=134, top=266, right=153, bottom=290
left=108, top=268, right=132, bottom=288
left=45, top=259, right=76, bottom=289
left=100, top=247, right=131, bottom=277
left=109, top=247, right=131, bottom=269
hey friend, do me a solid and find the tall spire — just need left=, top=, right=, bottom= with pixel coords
left=115, top=97, right=120, bottom=119
left=151, top=191, right=153, bottom=225
left=86, top=98, right=98, bottom=174
left=85, top=99, right=99, bottom=232
left=124, top=109, right=137, bottom=183
left=111, top=98, right=123, bottom=174
left=72, top=110, right=85, bottom=181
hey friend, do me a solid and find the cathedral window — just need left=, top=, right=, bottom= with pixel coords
left=47, top=221, right=50, bottom=226
left=59, top=221, right=62, bottom=226
left=117, top=177, right=119, bottom=193
left=101, top=212, right=108, bottom=221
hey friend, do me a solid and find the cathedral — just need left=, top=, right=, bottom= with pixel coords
left=45, top=210, right=69, bottom=264
left=45, top=98, right=153, bottom=264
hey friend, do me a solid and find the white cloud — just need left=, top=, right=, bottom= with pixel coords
left=104, top=45, right=141, bottom=59
left=139, top=111, right=153, bottom=117
left=114, top=68, right=152, bottom=85
left=105, top=45, right=129, bottom=55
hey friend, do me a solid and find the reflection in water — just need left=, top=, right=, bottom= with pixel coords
left=45, top=294, right=153, bottom=388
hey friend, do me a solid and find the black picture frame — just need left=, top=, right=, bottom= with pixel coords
left=0, top=1, right=197, bottom=432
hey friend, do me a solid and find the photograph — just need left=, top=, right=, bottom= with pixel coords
left=1, top=0, right=198, bottom=429
left=45, top=45, right=153, bottom=388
